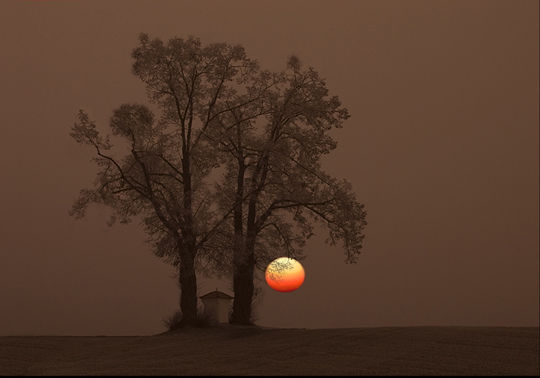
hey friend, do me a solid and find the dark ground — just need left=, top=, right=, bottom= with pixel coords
left=0, top=327, right=538, bottom=375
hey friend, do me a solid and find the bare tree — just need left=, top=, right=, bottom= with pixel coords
left=209, top=57, right=368, bottom=324
left=71, top=34, right=366, bottom=326
left=70, top=34, right=258, bottom=325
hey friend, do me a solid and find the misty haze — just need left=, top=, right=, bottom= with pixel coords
left=0, top=0, right=538, bottom=375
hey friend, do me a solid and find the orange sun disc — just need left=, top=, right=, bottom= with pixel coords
left=265, top=257, right=305, bottom=292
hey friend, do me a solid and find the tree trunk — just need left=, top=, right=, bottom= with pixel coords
left=178, top=134, right=198, bottom=325
left=230, top=195, right=257, bottom=325
left=230, top=237, right=255, bottom=325
left=178, top=247, right=198, bottom=325
left=230, top=157, right=253, bottom=325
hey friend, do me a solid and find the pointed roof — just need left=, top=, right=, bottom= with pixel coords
left=200, top=289, right=234, bottom=300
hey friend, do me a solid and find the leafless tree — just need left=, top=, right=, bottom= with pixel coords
left=71, top=34, right=366, bottom=326
left=207, top=56, right=368, bottom=324
left=70, top=34, right=260, bottom=325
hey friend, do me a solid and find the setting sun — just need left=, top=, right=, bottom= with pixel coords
left=265, top=257, right=305, bottom=292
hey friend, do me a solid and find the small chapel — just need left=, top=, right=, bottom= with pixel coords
left=199, top=289, right=234, bottom=324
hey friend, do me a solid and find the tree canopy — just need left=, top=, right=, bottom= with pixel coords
left=70, top=34, right=367, bottom=325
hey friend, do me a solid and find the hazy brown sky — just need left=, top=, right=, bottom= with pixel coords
left=0, top=0, right=538, bottom=335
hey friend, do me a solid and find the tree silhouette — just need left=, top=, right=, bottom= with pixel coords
left=70, top=34, right=259, bottom=325
left=70, top=34, right=367, bottom=326
left=207, top=57, right=368, bottom=324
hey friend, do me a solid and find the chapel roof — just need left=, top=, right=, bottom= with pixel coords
left=200, top=289, right=234, bottom=299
